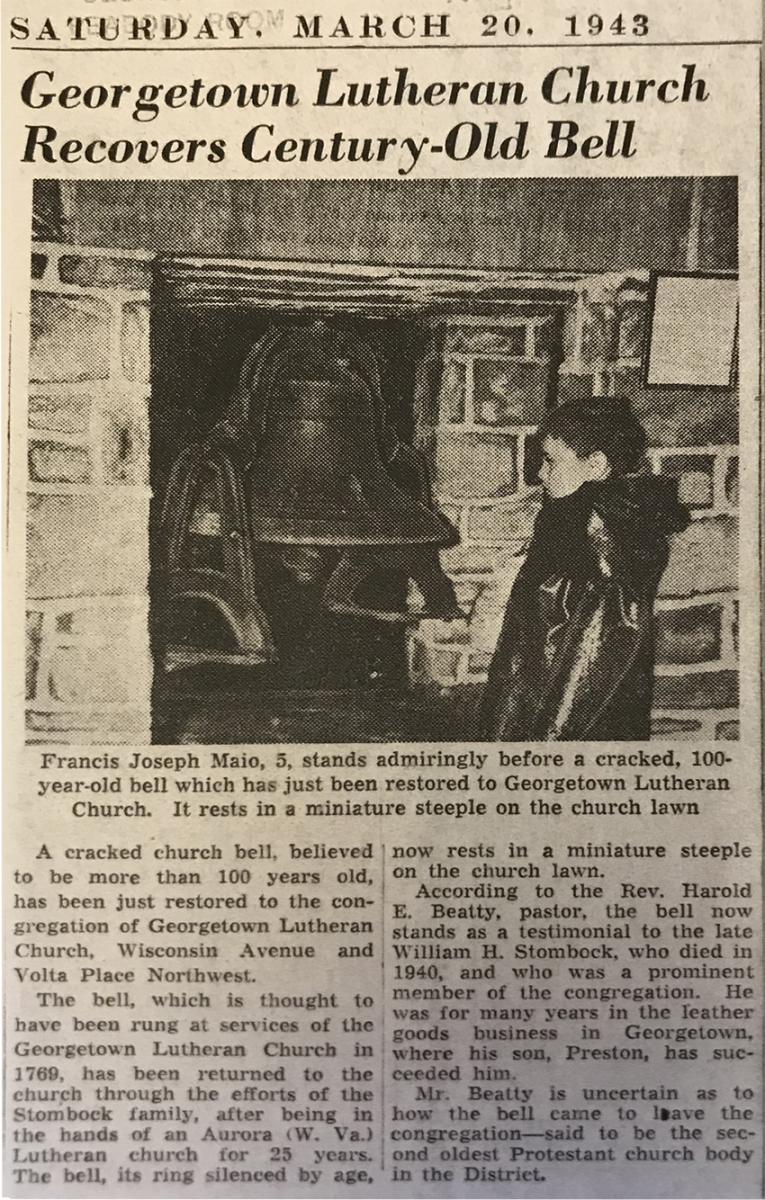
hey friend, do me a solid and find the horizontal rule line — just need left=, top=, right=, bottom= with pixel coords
left=9, top=39, right=762, bottom=51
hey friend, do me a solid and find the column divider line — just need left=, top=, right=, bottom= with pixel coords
left=381, top=842, right=386, bottom=1174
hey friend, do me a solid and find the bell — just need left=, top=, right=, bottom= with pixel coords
left=248, top=364, right=454, bottom=547
left=161, top=443, right=277, bottom=669
left=323, top=547, right=463, bottom=624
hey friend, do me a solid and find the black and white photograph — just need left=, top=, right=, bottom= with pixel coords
left=26, top=177, right=739, bottom=746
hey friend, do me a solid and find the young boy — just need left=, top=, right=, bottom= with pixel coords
left=480, top=396, right=690, bottom=741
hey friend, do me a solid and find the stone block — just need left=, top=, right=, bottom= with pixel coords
left=659, top=454, right=715, bottom=508
left=468, top=558, right=523, bottom=653
left=121, top=301, right=150, bottom=382
left=655, top=604, right=722, bottom=665
left=29, top=441, right=91, bottom=485
left=59, top=255, right=152, bottom=290
left=426, top=358, right=468, bottom=426
left=26, top=611, right=43, bottom=701
left=677, top=471, right=714, bottom=508
left=473, top=359, right=549, bottom=425
left=419, top=617, right=471, bottom=646
left=607, top=367, right=737, bottom=447
left=438, top=359, right=468, bottom=424
left=445, top=326, right=526, bottom=356
left=659, top=515, right=737, bottom=597
left=418, top=359, right=467, bottom=426
left=29, top=394, right=91, bottom=435
left=467, top=492, right=541, bottom=544
left=27, top=492, right=150, bottom=599
left=31, top=253, right=47, bottom=281
left=435, top=431, right=517, bottom=500
left=650, top=716, right=703, bottom=739
left=37, top=598, right=151, bottom=717
left=56, top=601, right=145, bottom=639
left=410, top=640, right=462, bottom=685
left=30, top=293, right=110, bottom=383
left=440, top=545, right=499, bottom=576
left=27, top=706, right=149, bottom=741
left=429, top=648, right=463, bottom=683
left=581, top=300, right=618, bottom=363
left=653, top=670, right=738, bottom=710
left=617, top=300, right=646, bottom=359
left=451, top=579, right=482, bottom=611
left=47, top=645, right=142, bottom=706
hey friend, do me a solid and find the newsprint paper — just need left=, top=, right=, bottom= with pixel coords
left=1, top=0, right=763, bottom=1197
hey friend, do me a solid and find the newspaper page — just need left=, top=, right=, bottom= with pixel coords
left=2, top=0, right=762, bottom=1196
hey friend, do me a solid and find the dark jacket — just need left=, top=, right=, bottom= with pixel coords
left=480, top=476, right=690, bottom=741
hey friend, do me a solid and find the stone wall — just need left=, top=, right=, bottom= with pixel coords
left=411, top=314, right=554, bottom=694
left=412, top=273, right=739, bottom=740
left=26, top=245, right=153, bottom=743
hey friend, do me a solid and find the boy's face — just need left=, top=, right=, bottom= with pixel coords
left=538, top=435, right=610, bottom=499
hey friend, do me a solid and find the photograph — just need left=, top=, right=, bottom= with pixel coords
left=25, top=177, right=739, bottom=745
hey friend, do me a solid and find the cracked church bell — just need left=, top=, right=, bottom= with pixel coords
left=160, top=320, right=461, bottom=667
left=248, top=350, right=461, bottom=623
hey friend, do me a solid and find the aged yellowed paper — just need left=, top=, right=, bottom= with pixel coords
left=3, top=0, right=762, bottom=1195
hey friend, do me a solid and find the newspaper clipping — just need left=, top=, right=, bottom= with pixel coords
left=2, top=0, right=762, bottom=1196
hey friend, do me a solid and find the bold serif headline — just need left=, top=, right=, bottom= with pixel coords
left=18, top=64, right=710, bottom=174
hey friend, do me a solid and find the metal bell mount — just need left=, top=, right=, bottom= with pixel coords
left=161, top=442, right=277, bottom=669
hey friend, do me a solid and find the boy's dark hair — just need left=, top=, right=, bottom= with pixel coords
left=537, top=396, right=648, bottom=476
